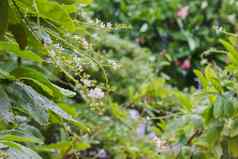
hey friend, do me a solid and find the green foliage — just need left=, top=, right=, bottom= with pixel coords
left=0, top=0, right=161, bottom=158
left=90, top=0, right=237, bottom=87
left=128, top=36, right=238, bottom=158
left=1, top=0, right=238, bottom=159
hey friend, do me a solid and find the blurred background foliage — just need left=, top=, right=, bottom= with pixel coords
left=89, top=0, right=238, bottom=88
left=0, top=0, right=238, bottom=159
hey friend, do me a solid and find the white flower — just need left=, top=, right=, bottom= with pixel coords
left=214, top=26, right=223, bottom=34
left=100, top=23, right=106, bottom=28
left=201, top=1, right=208, bottom=9
left=42, top=34, right=52, bottom=45
left=88, top=87, right=104, bottom=99
left=82, top=38, right=89, bottom=49
left=108, top=60, right=120, bottom=70
left=81, top=79, right=92, bottom=87
left=128, top=109, right=139, bottom=120
left=95, top=18, right=100, bottom=24
left=97, top=149, right=107, bottom=158
left=54, top=43, right=63, bottom=50
left=49, top=50, right=56, bottom=57
left=148, top=132, right=168, bottom=152
left=106, top=22, right=112, bottom=28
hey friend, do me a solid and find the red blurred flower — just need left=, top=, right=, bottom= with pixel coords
left=176, top=6, right=189, bottom=19
left=176, top=58, right=191, bottom=70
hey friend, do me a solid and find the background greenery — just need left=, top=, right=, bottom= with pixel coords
left=90, top=0, right=238, bottom=88
left=0, top=0, right=238, bottom=159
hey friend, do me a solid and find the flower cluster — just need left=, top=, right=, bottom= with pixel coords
left=88, top=87, right=105, bottom=99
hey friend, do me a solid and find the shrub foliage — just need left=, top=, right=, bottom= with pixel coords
left=0, top=0, right=238, bottom=159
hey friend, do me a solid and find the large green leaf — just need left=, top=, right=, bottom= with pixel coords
left=6, top=82, right=49, bottom=125
left=0, top=68, right=15, bottom=80
left=198, top=121, right=223, bottom=149
left=6, top=82, right=75, bottom=125
left=213, top=95, right=234, bottom=118
left=0, top=0, right=8, bottom=39
left=0, top=134, right=42, bottom=144
left=228, top=136, right=238, bottom=158
left=0, top=41, right=43, bottom=63
left=0, top=87, right=13, bottom=122
left=220, top=39, right=238, bottom=66
left=0, top=141, right=42, bottom=159
left=213, top=96, right=224, bottom=119
left=11, top=67, right=59, bottom=98
left=8, top=24, right=28, bottom=50
left=11, top=66, right=76, bottom=98
left=15, top=0, right=76, bottom=32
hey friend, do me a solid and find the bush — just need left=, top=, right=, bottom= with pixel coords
left=90, top=0, right=238, bottom=87
left=0, top=0, right=238, bottom=159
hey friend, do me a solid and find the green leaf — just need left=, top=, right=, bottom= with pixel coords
left=0, top=41, right=43, bottom=63
left=213, top=95, right=234, bottom=118
left=175, top=92, right=192, bottom=112
left=56, top=0, right=92, bottom=5
left=0, top=135, right=43, bottom=144
left=8, top=24, right=28, bottom=50
left=0, top=68, right=15, bottom=80
left=223, top=98, right=234, bottom=117
left=7, top=82, right=76, bottom=125
left=228, top=136, right=238, bottom=157
left=213, top=96, right=224, bottom=118
left=38, top=0, right=76, bottom=32
left=6, top=82, right=49, bottom=125
left=204, top=65, right=217, bottom=79
left=52, top=83, right=76, bottom=97
left=74, top=142, right=90, bottom=151
left=202, top=121, right=223, bottom=148
left=76, top=0, right=92, bottom=4
left=220, top=39, right=238, bottom=65
left=16, top=0, right=76, bottom=32
left=194, top=69, right=208, bottom=89
left=0, top=87, right=13, bottom=122
left=12, top=66, right=76, bottom=98
left=11, top=67, right=63, bottom=98
left=0, top=0, right=8, bottom=39
left=0, top=141, right=42, bottom=159
left=228, top=119, right=238, bottom=137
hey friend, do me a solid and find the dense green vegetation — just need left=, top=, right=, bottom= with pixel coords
left=0, top=0, right=238, bottom=159
left=90, top=0, right=238, bottom=87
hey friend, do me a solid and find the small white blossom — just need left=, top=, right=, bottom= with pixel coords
left=108, top=60, right=120, bottom=70
left=72, top=55, right=82, bottom=70
left=148, top=133, right=168, bottom=152
left=214, top=26, right=223, bottom=34
left=92, top=33, right=98, bottom=39
left=49, top=50, right=56, bottom=57
left=81, top=79, right=92, bottom=87
left=129, top=109, right=140, bottom=120
left=88, top=87, right=105, bottom=99
left=95, top=18, right=100, bottom=24
left=82, top=38, right=89, bottom=49
left=42, top=34, right=52, bottom=45
left=106, top=22, right=112, bottom=28
left=201, top=1, right=208, bottom=9
left=97, top=149, right=107, bottom=158
left=55, top=58, right=61, bottom=65
left=54, top=43, right=62, bottom=49
left=100, top=23, right=106, bottom=28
